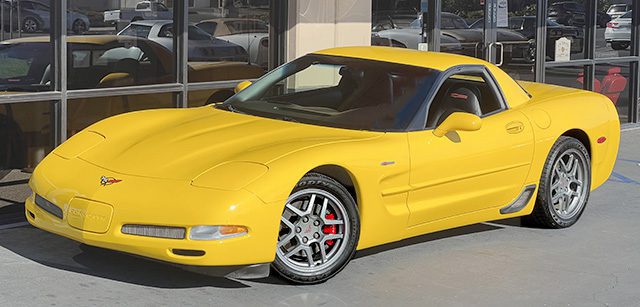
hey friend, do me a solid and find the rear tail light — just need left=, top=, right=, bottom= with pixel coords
left=607, top=22, right=619, bottom=28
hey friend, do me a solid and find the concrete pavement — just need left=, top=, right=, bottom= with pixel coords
left=0, top=129, right=639, bottom=306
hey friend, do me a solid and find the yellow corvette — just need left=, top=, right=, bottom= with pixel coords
left=26, top=47, right=619, bottom=284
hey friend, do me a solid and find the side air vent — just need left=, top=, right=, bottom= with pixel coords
left=500, top=185, right=537, bottom=214
left=34, top=194, right=64, bottom=219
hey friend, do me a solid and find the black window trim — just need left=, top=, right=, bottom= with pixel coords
left=410, top=64, right=509, bottom=131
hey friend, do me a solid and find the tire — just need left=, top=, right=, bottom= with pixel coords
left=22, top=17, right=39, bottom=33
left=528, top=136, right=591, bottom=228
left=72, top=19, right=87, bottom=34
left=272, top=173, right=360, bottom=284
left=611, top=42, right=629, bottom=50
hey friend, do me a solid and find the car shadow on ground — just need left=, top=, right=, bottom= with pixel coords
left=0, top=226, right=250, bottom=289
left=0, top=218, right=528, bottom=288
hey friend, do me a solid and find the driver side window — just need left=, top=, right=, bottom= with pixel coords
left=426, top=70, right=504, bottom=129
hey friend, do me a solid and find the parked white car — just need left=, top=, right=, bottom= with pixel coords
left=605, top=11, right=632, bottom=50
left=118, top=20, right=248, bottom=63
left=196, top=18, right=269, bottom=69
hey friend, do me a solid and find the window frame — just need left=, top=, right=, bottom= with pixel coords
left=416, top=65, right=509, bottom=131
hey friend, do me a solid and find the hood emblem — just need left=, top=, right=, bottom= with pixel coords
left=100, top=176, right=122, bottom=186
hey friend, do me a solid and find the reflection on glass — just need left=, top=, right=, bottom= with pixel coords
left=189, top=0, right=270, bottom=73
left=68, top=94, right=175, bottom=136
left=67, top=0, right=177, bottom=89
left=547, top=0, right=588, bottom=61
left=600, top=2, right=633, bottom=58
left=545, top=66, right=585, bottom=89
left=595, top=63, right=630, bottom=123
left=1, top=1, right=55, bottom=94
left=188, top=88, right=242, bottom=107
left=0, top=101, right=54, bottom=170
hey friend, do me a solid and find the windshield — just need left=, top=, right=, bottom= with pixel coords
left=0, top=42, right=52, bottom=92
left=219, top=55, right=440, bottom=132
left=119, top=24, right=152, bottom=38
left=609, top=5, right=628, bottom=13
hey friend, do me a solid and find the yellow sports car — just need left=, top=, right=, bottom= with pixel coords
left=25, top=47, right=620, bottom=284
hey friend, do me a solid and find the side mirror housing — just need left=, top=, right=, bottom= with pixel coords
left=234, top=80, right=253, bottom=93
left=433, top=112, right=482, bottom=137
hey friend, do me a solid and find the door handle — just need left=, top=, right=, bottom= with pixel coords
left=506, top=121, right=524, bottom=134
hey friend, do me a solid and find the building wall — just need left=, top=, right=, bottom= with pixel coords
left=286, top=0, right=372, bottom=61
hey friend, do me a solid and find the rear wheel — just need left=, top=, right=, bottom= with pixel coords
left=272, top=173, right=359, bottom=284
left=528, top=137, right=591, bottom=228
left=72, top=19, right=87, bottom=34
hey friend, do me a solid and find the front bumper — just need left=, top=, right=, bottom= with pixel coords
left=26, top=153, right=283, bottom=269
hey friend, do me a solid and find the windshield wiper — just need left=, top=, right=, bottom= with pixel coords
left=216, top=103, right=246, bottom=114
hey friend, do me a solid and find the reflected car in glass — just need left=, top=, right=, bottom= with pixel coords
left=480, top=16, right=584, bottom=60
left=25, top=47, right=619, bottom=284
left=196, top=18, right=269, bottom=68
left=103, top=0, right=173, bottom=30
left=605, top=11, right=632, bottom=50
left=118, top=20, right=249, bottom=62
left=0, top=35, right=264, bottom=169
left=549, top=1, right=611, bottom=27
left=607, top=3, right=632, bottom=20
left=378, top=14, right=533, bottom=63
left=1, top=0, right=90, bottom=34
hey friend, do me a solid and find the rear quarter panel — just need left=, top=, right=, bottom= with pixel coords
left=517, top=81, right=620, bottom=195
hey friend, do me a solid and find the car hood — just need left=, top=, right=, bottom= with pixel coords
left=77, top=107, right=379, bottom=181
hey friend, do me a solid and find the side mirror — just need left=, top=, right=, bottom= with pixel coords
left=234, top=80, right=252, bottom=93
left=433, top=112, right=482, bottom=137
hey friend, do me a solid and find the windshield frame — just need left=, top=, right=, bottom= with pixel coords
left=218, top=54, right=443, bottom=132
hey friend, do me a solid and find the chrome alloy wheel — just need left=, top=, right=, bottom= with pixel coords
left=276, top=188, right=349, bottom=275
left=550, top=148, right=588, bottom=219
left=23, top=18, right=38, bottom=32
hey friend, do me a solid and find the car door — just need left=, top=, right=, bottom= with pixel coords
left=406, top=66, right=534, bottom=226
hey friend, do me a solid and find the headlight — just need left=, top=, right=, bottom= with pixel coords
left=189, top=225, right=248, bottom=241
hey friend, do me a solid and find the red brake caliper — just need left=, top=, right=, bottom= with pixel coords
left=322, top=213, right=337, bottom=246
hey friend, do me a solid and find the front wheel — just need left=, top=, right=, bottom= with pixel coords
left=528, top=136, right=591, bottom=228
left=272, top=173, right=359, bottom=284
left=22, top=17, right=39, bottom=33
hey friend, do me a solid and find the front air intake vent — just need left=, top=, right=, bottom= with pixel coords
left=121, top=224, right=186, bottom=240
left=34, top=194, right=63, bottom=219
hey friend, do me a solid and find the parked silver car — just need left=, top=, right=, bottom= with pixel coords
left=605, top=11, right=632, bottom=50
left=196, top=18, right=269, bottom=69
left=118, top=20, right=248, bottom=62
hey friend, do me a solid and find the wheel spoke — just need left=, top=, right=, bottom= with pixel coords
left=565, top=155, right=575, bottom=173
left=285, top=203, right=307, bottom=217
left=559, top=158, right=569, bottom=172
left=278, top=232, right=296, bottom=248
left=304, top=246, right=315, bottom=267
left=284, top=244, right=305, bottom=258
left=560, top=194, right=570, bottom=211
left=318, top=242, right=328, bottom=263
left=322, top=234, right=344, bottom=242
left=552, top=192, right=563, bottom=203
left=281, top=216, right=295, bottom=230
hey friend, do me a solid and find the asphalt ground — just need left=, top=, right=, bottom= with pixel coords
left=0, top=128, right=639, bottom=306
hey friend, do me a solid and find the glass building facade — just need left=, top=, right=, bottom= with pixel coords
left=1, top=0, right=638, bottom=172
